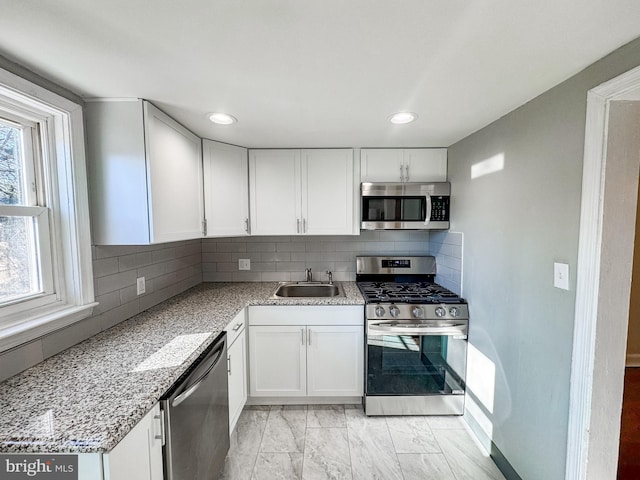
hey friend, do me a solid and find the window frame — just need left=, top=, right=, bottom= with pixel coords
left=0, top=67, right=95, bottom=352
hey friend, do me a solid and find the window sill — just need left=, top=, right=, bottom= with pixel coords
left=0, top=302, right=98, bottom=353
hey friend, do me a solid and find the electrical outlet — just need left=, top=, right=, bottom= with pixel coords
left=238, top=259, right=251, bottom=271
left=136, top=276, right=146, bottom=295
left=554, top=263, right=569, bottom=290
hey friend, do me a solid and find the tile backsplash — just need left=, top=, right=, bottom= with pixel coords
left=202, top=230, right=430, bottom=283
left=0, top=239, right=202, bottom=382
left=0, top=230, right=466, bottom=382
left=430, top=231, right=463, bottom=295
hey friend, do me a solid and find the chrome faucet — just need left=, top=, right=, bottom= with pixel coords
left=326, top=270, right=333, bottom=285
left=305, top=268, right=312, bottom=282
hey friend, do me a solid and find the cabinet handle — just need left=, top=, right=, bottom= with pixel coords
left=302, top=218, right=306, bottom=234
left=301, top=328, right=305, bottom=345
left=154, top=412, right=166, bottom=445
left=233, top=322, right=244, bottom=332
left=244, top=218, right=249, bottom=233
left=405, top=164, right=410, bottom=181
left=227, top=355, right=231, bottom=374
left=297, top=218, right=300, bottom=234
left=400, top=164, right=404, bottom=182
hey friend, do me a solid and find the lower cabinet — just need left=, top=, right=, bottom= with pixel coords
left=226, top=309, right=248, bottom=433
left=249, top=325, right=307, bottom=396
left=103, top=403, right=163, bottom=480
left=306, top=325, right=364, bottom=396
left=248, top=306, right=364, bottom=398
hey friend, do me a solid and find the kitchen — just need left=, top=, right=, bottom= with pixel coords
left=1, top=2, right=640, bottom=480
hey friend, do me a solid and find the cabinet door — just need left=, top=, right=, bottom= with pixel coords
left=302, top=149, right=354, bottom=235
left=307, top=326, right=364, bottom=396
left=103, top=403, right=163, bottom=480
left=227, top=329, right=247, bottom=433
left=403, top=148, right=447, bottom=182
left=144, top=102, right=204, bottom=243
left=249, top=325, right=306, bottom=396
left=249, top=150, right=301, bottom=235
left=360, top=149, right=403, bottom=182
left=203, top=140, right=249, bottom=236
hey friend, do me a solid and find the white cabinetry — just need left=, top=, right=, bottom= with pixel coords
left=249, top=149, right=354, bottom=235
left=225, top=309, right=248, bottom=433
left=103, top=403, right=163, bottom=480
left=203, top=140, right=249, bottom=237
left=360, top=148, right=447, bottom=182
left=86, top=99, right=204, bottom=244
left=248, top=306, right=364, bottom=398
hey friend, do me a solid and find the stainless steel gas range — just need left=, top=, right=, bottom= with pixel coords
left=356, top=256, right=468, bottom=416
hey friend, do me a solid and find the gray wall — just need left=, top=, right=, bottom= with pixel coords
left=0, top=240, right=202, bottom=382
left=448, top=36, right=640, bottom=480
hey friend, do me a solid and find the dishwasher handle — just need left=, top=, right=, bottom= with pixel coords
left=171, top=340, right=225, bottom=408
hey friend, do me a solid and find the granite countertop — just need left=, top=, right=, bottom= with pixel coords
left=0, top=282, right=364, bottom=454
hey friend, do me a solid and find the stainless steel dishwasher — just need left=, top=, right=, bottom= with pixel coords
left=161, top=331, right=230, bottom=480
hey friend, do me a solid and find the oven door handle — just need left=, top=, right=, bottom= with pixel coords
left=368, top=322, right=467, bottom=337
left=424, top=194, right=432, bottom=226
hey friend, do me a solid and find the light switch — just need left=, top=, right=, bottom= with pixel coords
left=238, top=259, right=251, bottom=271
left=136, top=276, right=146, bottom=295
left=554, top=263, right=569, bottom=290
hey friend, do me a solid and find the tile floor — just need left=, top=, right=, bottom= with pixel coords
left=219, top=405, right=506, bottom=480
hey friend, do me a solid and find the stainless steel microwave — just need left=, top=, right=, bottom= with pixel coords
left=361, top=182, right=450, bottom=230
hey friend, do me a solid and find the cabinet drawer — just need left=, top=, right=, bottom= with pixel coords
left=248, top=305, right=363, bottom=326
left=225, top=308, right=246, bottom=344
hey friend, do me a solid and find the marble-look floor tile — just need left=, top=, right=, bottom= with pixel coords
left=260, top=405, right=307, bottom=453
left=434, top=428, right=506, bottom=480
left=307, top=405, right=346, bottom=428
left=397, top=453, right=457, bottom=480
left=220, top=409, right=269, bottom=480
left=386, top=416, right=440, bottom=453
left=427, top=415, right=467, bottom=430
left=302, top=427, right=352, bottom=480
left=345, top=408, right=403, bottom=480
left=251, top=452, right=303, bottom=480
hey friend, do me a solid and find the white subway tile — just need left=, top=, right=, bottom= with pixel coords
left=261, top=272, right=291, bottom=282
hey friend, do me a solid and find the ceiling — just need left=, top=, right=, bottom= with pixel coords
left=1, top=0, right=640, bottom=148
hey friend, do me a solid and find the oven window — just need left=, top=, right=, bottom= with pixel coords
left=362, top=197, right=425, bottom=222
left=366, top=334, right=466, bottom=395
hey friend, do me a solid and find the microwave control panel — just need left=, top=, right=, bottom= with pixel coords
left=430, top=196, right=450, bottom=222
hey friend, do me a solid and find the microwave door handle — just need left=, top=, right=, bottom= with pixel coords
left=424, top=194, right=432, bottom=225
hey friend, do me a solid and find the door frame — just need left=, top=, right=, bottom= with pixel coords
left=566, top=65, right=640, bottom=479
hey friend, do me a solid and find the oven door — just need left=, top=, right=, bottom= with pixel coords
left=365, top=320, right=467, bottom=397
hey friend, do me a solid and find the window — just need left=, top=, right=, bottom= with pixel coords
left=0, top=67, right=95, bottom=351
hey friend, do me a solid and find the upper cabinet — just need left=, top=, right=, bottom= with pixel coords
left=249, top=149, right=354, bottom=235
left=203, top=140, right=249, bottom=237
left=86, top=100, right=204, bottom=245
left=360, top=148, right=447, bottom=183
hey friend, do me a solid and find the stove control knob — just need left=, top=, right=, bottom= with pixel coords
left=435, top=306, right=447, bottom=318
left=449, top=307, right=459, bottom=318
left=375, top=306, right=386, bottom=317
left=389, top=306, right=400, bottom=318
left=412, top=307, right=424, bottom=318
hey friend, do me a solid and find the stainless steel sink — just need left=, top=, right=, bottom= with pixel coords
left=272, top=282, right=344, bottom=298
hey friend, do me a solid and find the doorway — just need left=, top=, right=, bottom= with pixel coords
left=566, top=67, right=640, bottom=480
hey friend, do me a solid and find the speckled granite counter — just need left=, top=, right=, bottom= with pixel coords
left=0, top=282, right=364, bottom=453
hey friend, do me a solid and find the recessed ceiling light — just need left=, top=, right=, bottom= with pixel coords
left=389, top=112, right=417, bottom=124
left=208, top=113, right=237, bottom=125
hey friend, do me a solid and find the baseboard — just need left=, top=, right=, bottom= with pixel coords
left=626, top=353, right=640, bottom=367
left=464, top=411, right=523, bottom=480
left=247, top=396, right=362, bottom=406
